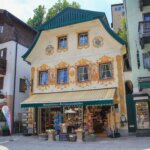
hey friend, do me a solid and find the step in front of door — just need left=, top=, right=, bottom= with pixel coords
left=136, top=129, right=150, bottom=137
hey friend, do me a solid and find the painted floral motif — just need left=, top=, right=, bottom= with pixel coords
left=45, top=45, right=54, bottom=55
left=93, top=36, right=103, bottom=48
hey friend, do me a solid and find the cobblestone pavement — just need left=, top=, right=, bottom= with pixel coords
left=0, top=135, right=150, bottom=150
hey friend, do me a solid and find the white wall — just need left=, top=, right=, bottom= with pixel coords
left=0, top=41, right=30, bottom=121
left=14, top=43, right=30, bottom=121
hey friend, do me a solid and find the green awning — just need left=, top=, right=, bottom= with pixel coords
left=21, top=89, right=115, bottom=108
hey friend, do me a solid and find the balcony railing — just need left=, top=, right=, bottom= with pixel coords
left=0, top=59, right=7, bottom=75
left=140, top=0, right=150, bottom=11
left=138, top=21, right=150, bottom=49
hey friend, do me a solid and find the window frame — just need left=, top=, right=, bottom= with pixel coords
left=57, top=35, right=68, bottom=51
left=77, top=31, right=89, bottom=48
left=57, top=68, right=68, bottom=84
left=77, top=65, right=89, bottom=82
left=38, top=70, right=49, bottom=86
left=99, top=62, right=113, bottom=80
left=19, top=78, right=26, bottom=93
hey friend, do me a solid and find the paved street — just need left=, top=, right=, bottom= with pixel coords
left=0, top=135, right=150, bottom=150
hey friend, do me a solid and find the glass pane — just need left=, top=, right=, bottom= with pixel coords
left=58, top=69, right=68, bottom=83
left=136, top=102, right=150, bottom=129
left=59, top=37, right=67, bottom=49
left=40, top=71, right=48, bottom=85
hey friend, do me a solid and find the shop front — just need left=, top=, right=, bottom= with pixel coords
left=21, top=89, right=119, bottom=141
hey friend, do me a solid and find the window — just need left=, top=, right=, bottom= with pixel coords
left=99, top=63, right=113, bottom=80
left=78, top=66, right=89, bottom=82
left=144, top=13, right=150, bottom=21
left=0, top=77, right=4, bottom=90
left=39, top=71, right=48, bottom=85
left=136, top=102, right=150, bottom=129
left=78, top=32, right=88, bottom=47
left=57, top=68, right=68, bottom=84
left=0, top=25, right=3, bottom=33
left=58, top=36, right=67, bottom=49
left=0, top=48, right=7, bottom=60
left=143, top=52, right=150, bottom=69
left=19, top=78, right=26, bottom=92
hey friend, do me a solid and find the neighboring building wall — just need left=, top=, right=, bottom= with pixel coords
left=124, top=0, right=150, bottom=93
left=111, top=3, right=125, bottom=33
left=0, top=41, right=30, bottom=121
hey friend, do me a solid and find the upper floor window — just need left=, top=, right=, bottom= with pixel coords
left=78, top=66, right=89, bottom=82
left=0, top=25, right=3, bottom=33
left=57, top=68, right=68, bottom=84
left=78, top=32, right=88, bottom=47
left=39, top=71, right=48, bottom=85
left=0, top=48, right=7, bottom=60
left=144, top=13, right=150, bottom=21
left=19, top=78, right=26, bottom=93
left=99, top=63, right=113, bottom=80
left=58, top=36, right=67, bottom=49
left=143, top=52, right=150, bottom=69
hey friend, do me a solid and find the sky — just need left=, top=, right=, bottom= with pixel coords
left=1, top=0, right=123, bottom=24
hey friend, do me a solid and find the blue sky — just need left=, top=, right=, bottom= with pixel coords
left=1, top=0, right=123, bottom=24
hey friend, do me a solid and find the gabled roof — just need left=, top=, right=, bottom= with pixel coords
left=23, top=7, right=126, bottom=60
left=0, top=9, right=37, bottom=33
left=38, top=7, right=109, bottom=31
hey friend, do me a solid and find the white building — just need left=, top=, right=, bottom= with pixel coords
left=0, top=9, right=37, bottom=131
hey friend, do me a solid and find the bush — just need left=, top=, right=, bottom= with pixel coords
left=1, top=125, right=10, bottom=136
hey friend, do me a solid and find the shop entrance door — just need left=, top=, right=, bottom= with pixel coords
left=135, top=102, right=150, bottom=129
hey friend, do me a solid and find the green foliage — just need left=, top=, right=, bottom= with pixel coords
left=27, top=0, right=80, bottom=29
left=27, top=5, right=46, bottom=29
left=117, top=16, right=127, bottom=42
left=1, top=124, right=9, bottom=131
left=46, top=0, right=80, bottom=21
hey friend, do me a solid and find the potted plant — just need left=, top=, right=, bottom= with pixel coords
left=46, top=129, right=55, bottom=142
left=1, top=125, right=10, bottom=136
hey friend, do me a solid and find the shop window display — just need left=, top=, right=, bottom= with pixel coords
left=136, top=102, right=150, bottom=129
left=84, top=106, right=111, bottom=137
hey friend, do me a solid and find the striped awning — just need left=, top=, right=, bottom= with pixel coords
left=21, top=88, right=116, bottom=108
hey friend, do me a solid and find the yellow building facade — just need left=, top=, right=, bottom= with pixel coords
left=21, top=8, right=127, bottom=139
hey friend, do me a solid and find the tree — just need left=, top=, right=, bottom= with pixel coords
left=117, top=16, right=127, bottom=42
left=45, top=0, right=80, bottom=21
left=27, top=5, right=46, bottom=29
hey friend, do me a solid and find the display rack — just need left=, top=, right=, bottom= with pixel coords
left=63, top=106, right=83, bottom=130
left=22, top=108, right=34, bottom=135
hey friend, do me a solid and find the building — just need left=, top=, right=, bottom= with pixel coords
left=21, top=7, right=127, bottom=139
left=124, top=0, right=150, bottom=135
left=0, top=9, right=37, bottom=130
left=111, top=3, right=125, bottom=33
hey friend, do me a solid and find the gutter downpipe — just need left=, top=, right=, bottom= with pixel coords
left=12, top=36, right=18, bottom=134
left=7, top=11, right=18, bottom=134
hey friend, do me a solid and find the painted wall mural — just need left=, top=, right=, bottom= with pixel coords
left=92, top=36, right=103, bottom=48
left=36, top=64, right=51, bottom=90
left=34, top=56, right=117, bottom=91
left=96, top=56, right=115, bottom=86
left=45, top=45, right=54, bottom=55
left=116, top=55, right=126, bottom=114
